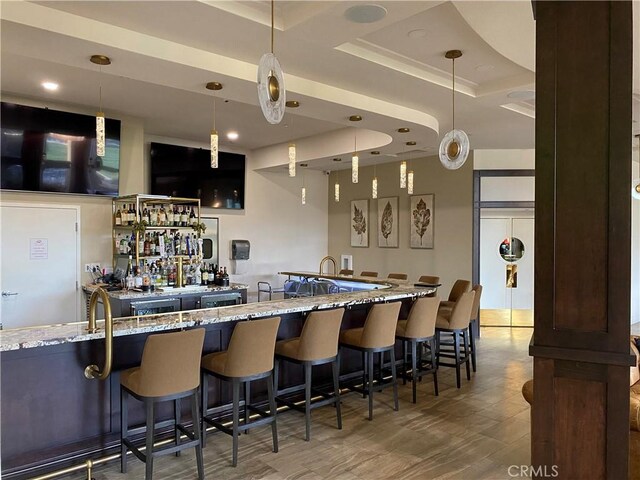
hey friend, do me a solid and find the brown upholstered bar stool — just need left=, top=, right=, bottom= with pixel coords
left=387, top=273, right=408, bottom=281
left=417, top=275, right=441, bottom=297
left=339, top=302, right=401, bottom=420
left=439, top=279, right=471, bottom=309
left=120, top=328, right=206, bottom=480
left=396, top=297, right=440, bottom=403
left=360, top=271, right=378, bottom=278
left=439, top=285, right=482, bottom=372
left=435, top=291, right=475, bottom=388
left=201, top=317, right=280, bottom=467
left=274, top=308, right=345, bottom=441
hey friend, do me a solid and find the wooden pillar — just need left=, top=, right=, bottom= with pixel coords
left=531, top=1, right=634, bottom=478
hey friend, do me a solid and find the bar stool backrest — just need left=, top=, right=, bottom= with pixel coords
left=405, top=297, right=440, bottom=339
left=448, top=279, right=471, bottom=302
left=360, top=271, right=378, bottom=278
left=225, top=317, right=281, bottom=378
left=138, top=328, right=206, bottom=397
left=471, top=284, right=483, bottom=321
left=418, top=275, right=440, bottom=285
left=360, top=302, right=402, bottom=348
left=298, top=308, right=345, bottom=361
left=449, top=291, right=475, bottom=330
left=388, top=273, right=408, bottom=280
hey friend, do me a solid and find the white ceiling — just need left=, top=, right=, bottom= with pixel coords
left=1, top=1, right=638, bottom=170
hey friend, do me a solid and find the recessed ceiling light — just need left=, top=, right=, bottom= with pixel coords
left=397, top=127, right=410, bottom=133
left=344, top=4, right=387, bottom=23
left=407, top=29, right=427, bottom=39
left=507, top=90, right=535, bottom=100
left=333, top=158, right=342, bottom=162
left=475, top=64, right=495, bottom=72
left=406, top=141, right=416, bottom=146
left=349, top=115, right=363, bottom=122
left=227, top=132, right=239, bottom=140
left=370, top=151, right=380, bottom=155
left=285, top=100, right=300, bottom=108
left=300, top=163, right=308, bottom=167
left=42, top=82, right=59, bottom=91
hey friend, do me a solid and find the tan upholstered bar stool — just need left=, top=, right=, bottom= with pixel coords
left=339, top=302, right=401, bottom=420
left=274, top=308, right=345, bottom=441
left=417, top=275, right=441, bottom=297
left=396, top=297, right=440, bottom=403
left=201, top=317, right=280, bottom=467
left=439, top=279, right=471, bottom=309
left=387, top=273, right=408, bottom=281
left=120, top=328, right=206, bottom=480
left=436, top=291, right=475, bottom=388
left=360, top=271, right=378, bottom=278
left=439, top=285, right=482, bottom=372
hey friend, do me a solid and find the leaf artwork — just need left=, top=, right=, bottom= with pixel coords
left=412, top=198, right=431, bottom=246
left=380, top=201, right=393, bottom=245
left=352, top=204, right=367, bottom=245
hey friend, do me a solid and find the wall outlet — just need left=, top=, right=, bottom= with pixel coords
left=84, top=263, right=101, bottom=273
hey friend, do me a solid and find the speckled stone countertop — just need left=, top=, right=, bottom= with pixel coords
left=83, top=283, right=248, bottom=300
left=0, top=285, right=435, bottom=352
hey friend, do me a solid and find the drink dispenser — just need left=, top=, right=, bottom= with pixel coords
left=231, top=240, right=250, bottom=275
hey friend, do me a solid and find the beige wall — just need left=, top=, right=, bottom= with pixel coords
left=328, top=154, right=473, bottom=295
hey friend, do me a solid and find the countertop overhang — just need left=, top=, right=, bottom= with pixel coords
left=0, top=284, right=435, bottom=352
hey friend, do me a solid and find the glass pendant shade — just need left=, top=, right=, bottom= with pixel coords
left=96, top=112, right=105, bottom=157
left=400, top=161, right=407, bottom=188
left=334, top=182, right=340, bottom=202
left=407, top=170, right=414, bottom=194
left=288, top=144, right=296, bottom=177
left=352, top=154, right=359, bottom=183
left=257, top=53, right=286, bottom=124
left=439, top=129, right=470, bottom=170
left=372, top=177, right=378, bottom=199
left=301, top=186, right=306, bottom=205
left=633, top=179, right=640, bottom=200
left=210, top=130, right=219, bottom=168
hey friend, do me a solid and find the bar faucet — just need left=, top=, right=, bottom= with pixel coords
left=319, top=256, right=337, bottom=275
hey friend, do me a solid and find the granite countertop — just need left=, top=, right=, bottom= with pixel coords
left=83, top=283, right=249, bottom=300
left=0, top=285, right=435, bottom=352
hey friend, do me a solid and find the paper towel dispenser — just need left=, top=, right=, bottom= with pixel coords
left=231, top=240, right=250, bottom=260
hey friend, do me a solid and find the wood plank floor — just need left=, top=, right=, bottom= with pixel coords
left=90, top=327, right=533, bottom=480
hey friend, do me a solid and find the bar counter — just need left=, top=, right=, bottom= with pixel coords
left=1, top=281, right=434, bottom=479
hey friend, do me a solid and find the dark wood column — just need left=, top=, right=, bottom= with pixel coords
left=531, top=1, right=634, bottom=478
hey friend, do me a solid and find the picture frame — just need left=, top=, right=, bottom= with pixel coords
left=350, top=199, right=369, bottom=247
left=377, top=196, right=399, bottom=248
left=410, top=194, right=434, bottom=249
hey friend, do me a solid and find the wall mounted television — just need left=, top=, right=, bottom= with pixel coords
left=1, top=102, right=121, bottom=196
left=150, top=142, right=245, bottom=209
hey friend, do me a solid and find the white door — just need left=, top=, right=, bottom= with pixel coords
left=0, top=204, right=79, bottom=329
left=511, top=218, right=534, bottom=310
left=480, top=217, right=510, bottom=309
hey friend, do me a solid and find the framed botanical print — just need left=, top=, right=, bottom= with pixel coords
left=410, top=194, right=434, bottom=249
left=350, top=199, right=369, bottom=247
left=377, top=197, right=399, bottom=248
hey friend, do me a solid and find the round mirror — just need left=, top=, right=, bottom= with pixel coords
left=499, top=237, right=525, bottom=262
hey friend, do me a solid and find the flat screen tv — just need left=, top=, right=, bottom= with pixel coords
left=1, top=102, right=121, bottom=196
left=150, top=142, right=245, bottom=209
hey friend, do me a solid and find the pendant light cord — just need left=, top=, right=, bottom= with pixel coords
left=213, top=94, right=216, bottom=130
left=271, top=0, right=274, bottom=54
left=451, top=57, right=455, bottom=130
left=99, top=65, right=103, bottom=112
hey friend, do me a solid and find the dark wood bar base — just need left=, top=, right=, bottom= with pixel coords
left=0, top=300, right=412, bottom=479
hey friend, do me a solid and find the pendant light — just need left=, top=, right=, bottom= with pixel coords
left=334, top=170, right=340, bottom=202
left=372, top=163, right=378, bottom=199
left=439, top=50, right=469, bottom=170
left=350, top=115, right=362, bottom=183
left=301, top=163, right=307, bottom=205
left=90, top=55, right=111, bottom=158
left=206, top=82, right=222, bottom=168
left=406, top=141, right=415, bottom=194
left=257, top=0, right=285, bottom=124
left=286, top=100, right=299, bottom=177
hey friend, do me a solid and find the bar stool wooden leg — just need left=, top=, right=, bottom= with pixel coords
left=304, top=363, right=312, bottom=441
left=190, top=392, right=205, bottom=480
left=453, top=332, right=461, bottom=388
left=244, top=382, right=251, bottom=434
left=267, top=373, right=278, bottom=453
left=232, top=379, right=240, bottom=467
left=390, top=348, right=399, bottom=411
left=367, top=351, right=374, bottom=420
left=120, top=388, right=128, bottom=474
left=145, top=400, right=155, bottom=480
left=332, top=357, right=342, bottom=430
left=201, top=373, right=209, bottom=448
left=463, top=330, right=471, bottom=381
left=174, top=398, right=181, bottom=457
left=410, top=340, right=418, bottom=403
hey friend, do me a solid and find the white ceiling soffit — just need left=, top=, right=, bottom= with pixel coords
left=501, top=103, right=535, bottom=119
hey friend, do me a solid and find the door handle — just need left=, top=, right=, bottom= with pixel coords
left=2, top=291, right=19, bottom=297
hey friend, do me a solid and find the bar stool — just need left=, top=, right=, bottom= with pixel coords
left=387, top=273, right=408, bottom=281
left=396, top=297, right=440, bottom=403
left=339, top=302, right=401, bottom=420
left=360, top=271, right=378, bottom=278
left=201, top=317, right=280, bottom=467
left=120, top=328, right=206, bottom=480
left=417, top=275, right=441, bottom=297
left=274, top=308, right=345, bottom=441
left=436, top=291, right=475, bottom=388
left=439, top=279, right=471, bottom=309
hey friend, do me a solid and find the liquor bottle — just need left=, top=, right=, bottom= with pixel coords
left=189, top=207, right=197, bottom=226
left=202, top=263, right=209, bottom=285
left=142, top=264, right=151, bottom=291
left=167, top=204, right=174, bottom=226
left=159, top=205, right=167, bottom=226
left=180, top=206, right=188, bottom=227
left=126, top=255, right=133, bottom=277
left=149, top=206, right=158, bottom=226
left=143, top=233, right=151, bottom=256
left=115, top=206, right=122, bottom=226
left=134, top=267, right=143, bottom=289
left=120, top=205, right=127, bottom=225
left=223, top=266, right=229, bottom=286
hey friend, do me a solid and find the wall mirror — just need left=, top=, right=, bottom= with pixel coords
left=499, top=237, right=525, bottom=262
